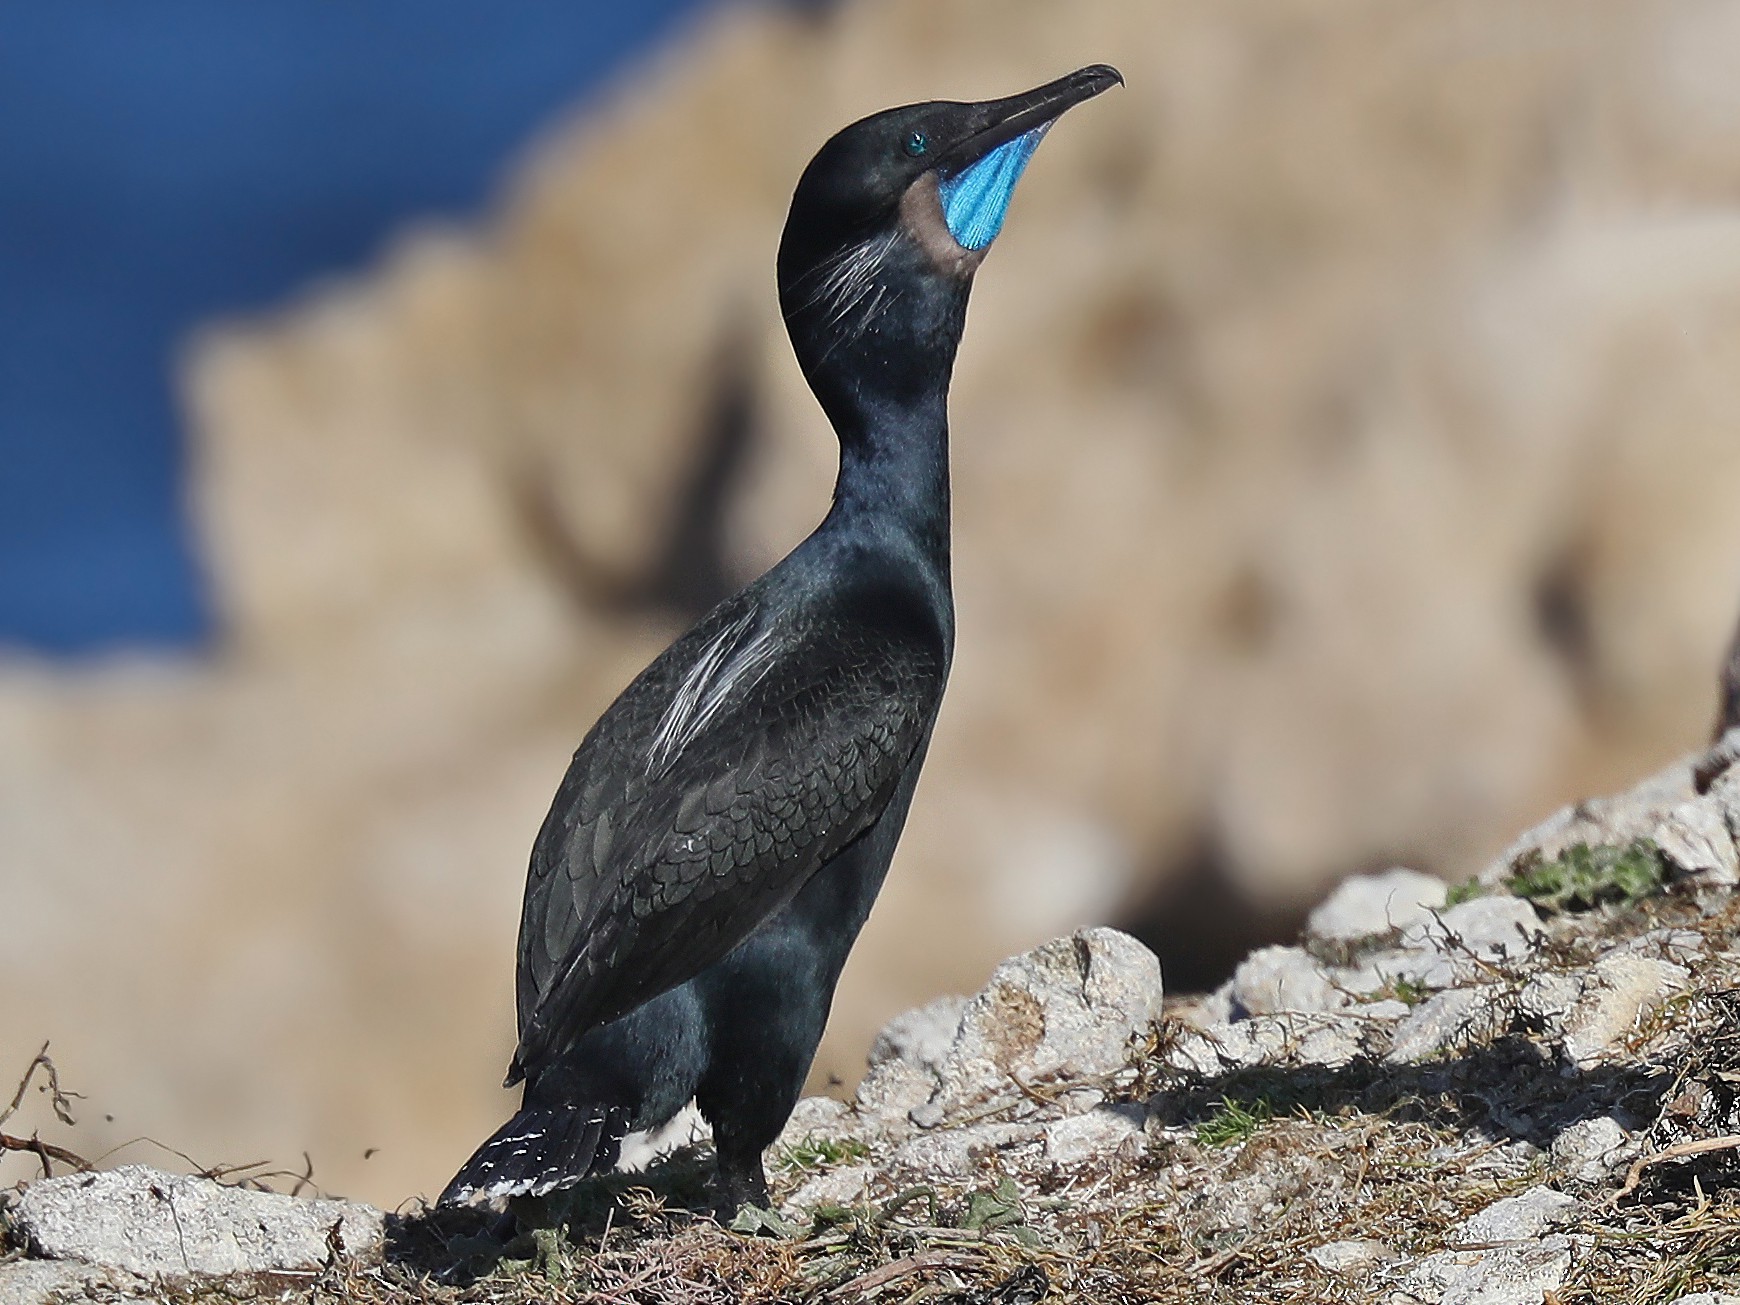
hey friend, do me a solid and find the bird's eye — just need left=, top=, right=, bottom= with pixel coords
left=904, top=130, right=929, bottom=158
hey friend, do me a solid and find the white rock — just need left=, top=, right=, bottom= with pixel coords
left=1518, top=970, right=1582, bottom=1024
left=1401, top=1190, right=1581, bottom=1304
left=1562, top=954, right=1690, bottom=1068
left=888, top=1123, right=1042, bottom=1179
left=1481, top=756, right=1694, bottom=887
left=1359, top=999, right=1413, bottom=1022
left=1667, top=1294, right=1740, bottom=1305
left=1307, top=1238, right=1397, bottom=1274
left=1402, top=1237, right=1574, bottom=1305
left=910, top=928, right=1162, bottom=1128
left=784, top=1163, right=873, bottom=1212
left=1550, top=1116, right=1636, bottom=1184
left=0, top=1261, right=137, bottom=1305
left=774, top=1096, right=853, bottom=1154
left=1287, top=1016, right=1369, bottom=1068
left=1229, top=946, right=1347, bottom=1016
left=868, top=994, right=968, bottom=1074
left=1387, top=986, right=1509, bottom=1064
left=9, top=1165, right=383, bottom=1279
left=1168, top=1012, right=1369, bottom=1072
left=1347, top=947, right=1456, bottom=994
left=1307, top=869, right=1448, bottom=942
left=1708, top=769, right=1740, bottom=841
left=1655, top=797, right=1739, bottom=885
left=1042, top=1105, right=1145, bottom=1164
left=855, top=1056, right=937, bottom=1127
left=1607, top=928, right=1705, bottom=965
left=1458, top=1185, right=1580, bottom=1241
left=1399, top=897, right=1543, bottom=965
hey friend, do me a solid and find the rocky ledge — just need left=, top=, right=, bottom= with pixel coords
left=8, top=731, right=1740, bottom=1303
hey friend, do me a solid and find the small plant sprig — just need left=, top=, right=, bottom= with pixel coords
left=1193, top=1095, right=1273, bottom=1148
left=772, top=1134, right=871, bottom=1175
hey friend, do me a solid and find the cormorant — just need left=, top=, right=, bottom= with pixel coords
left=441, top=63, right=1123, bottom=1216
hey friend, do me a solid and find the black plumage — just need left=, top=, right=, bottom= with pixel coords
left=441, top=64, right=1121, bottom=1216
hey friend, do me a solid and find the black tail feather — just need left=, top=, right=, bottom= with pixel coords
left=440, top=1104, right=629, bottom=1205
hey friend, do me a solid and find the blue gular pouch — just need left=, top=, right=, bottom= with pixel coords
left=937, top=124, right=1052, bottom=251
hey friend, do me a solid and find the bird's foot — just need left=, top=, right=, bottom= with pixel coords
left=715, top=1155, right=780, bottom=1230
left=726, top=1203, right=803, bottom=1238
left=528, top=1225, right=571, bottom=1282
left=496, top=1224, right=573, bottom=1283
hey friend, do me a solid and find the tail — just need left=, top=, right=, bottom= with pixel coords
left=439, top=1104, right=630, bottom=1205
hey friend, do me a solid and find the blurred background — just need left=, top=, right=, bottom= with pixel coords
left=5, top=0, right=1740, bottom=1209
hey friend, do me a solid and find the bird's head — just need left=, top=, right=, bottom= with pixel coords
left=777, top=65, right=1122, bottom=407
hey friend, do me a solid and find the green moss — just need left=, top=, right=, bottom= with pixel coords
left=1443, top=878, right=1486, bottom=907
left=1506, top=840, right=1667, bottom=913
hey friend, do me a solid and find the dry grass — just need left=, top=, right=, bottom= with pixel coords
left=19, top=885, right=1740, bottom=1302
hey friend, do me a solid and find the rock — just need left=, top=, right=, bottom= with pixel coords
left=1360, top=999, right=1414, bottom=1022
left=888, top=1123, right=1043, bottom=1180
left=1667, top=1295, right=1740, bottom=1305
left=1708, top=768, right=1740, bottom=836
left=1399, top=897, right=1544, bottom=966
left=1387, top=986, right=1510, bottom=1064
left=1400, top=1237, right=1575, bottom=1305
left=784, top=1163, right=873, bottom=1212
left=1655, top=797, right=1739, bottom=886
left=1702, top=726, right=1740, bottom=794
left=909, top=928, right=1162, bottom=1129
left=868, top=994, right=968, bottom=1075
left=0, top=1261, right=137, bottom=1305
left=1168, top=1011, right=1370, bottom=1073
left=1042, top=1106, right=1146, bottom=1165
left=775, top=1096, right=853, bottom=1153
left=855, top=1057, right=937, bottom=1128
left=1399, top=1187, right=1580, bottom=1305
left=1228, top=946, right=1348, bottom=1016
left=1518, top=969, right=1582, bottom=1023
left=9, top=1165, right=384, bottom=1279
left=1459, top=1186, right=1580, bottom=1241
left=1483, top=759, right=1697, bottom=887
left=1281, top=1015, right=1371, bottom=1069
left=1307, top=1238, right=1397, bottom=1275
left=1607, top=928, right=1705, bottom=965
left=1307, top=869, right=1448, bottom=942
left=1561, top=953, right=1690, bottom=1068
left=1550, top=1116, right=1637, bottom=1184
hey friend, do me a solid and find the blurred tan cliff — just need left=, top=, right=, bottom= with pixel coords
left=7, top=0, right=1740, bottom=1207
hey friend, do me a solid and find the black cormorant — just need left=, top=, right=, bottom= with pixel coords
left=441, top=63, right=1122, bottom=1216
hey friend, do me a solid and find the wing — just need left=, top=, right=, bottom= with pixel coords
left=509, top=581, right=947, bottom=1084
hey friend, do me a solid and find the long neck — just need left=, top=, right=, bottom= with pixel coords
left=826, top=387, right=951, bottom=572
left=786, top=249, right=968, bottom=580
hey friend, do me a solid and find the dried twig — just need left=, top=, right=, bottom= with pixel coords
left=1, top=1042, right=77, bottom=1130
left=1611, top=1134, right=1740, bottom=1204
left=1, top=1043, right=89, bottom=1177
left=0, top=1131, right=90, bottom=1178
left=830, top=1249, right=975, bottom=1296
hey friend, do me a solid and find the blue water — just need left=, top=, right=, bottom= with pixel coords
left=0, top=1, right=714, bottom=654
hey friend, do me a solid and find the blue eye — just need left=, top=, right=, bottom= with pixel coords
left=904, top=130, right=929, bottom=158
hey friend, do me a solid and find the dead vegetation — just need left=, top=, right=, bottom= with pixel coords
left=353, top=889, right=1740, bottom=1302
left=0, top=1044, right=88, bottom=1180
left=10, top=866, right=1740, bottom=1301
